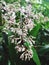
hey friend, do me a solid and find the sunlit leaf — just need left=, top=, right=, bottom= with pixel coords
left=29, top=23, right=41, bottom=37
left=32, top=47, right=41, bottom=65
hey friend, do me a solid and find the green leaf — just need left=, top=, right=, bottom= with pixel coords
left=0, top=37, right=2, bottom=42
left=32, top=47, right=41, bottom=65
left=24, top=42, right=30, bottom=49
left=8, top=38, right=17, bottom=65
left=29, top=23, right=41, bottom=37
left=24, top=42, right=41, bottom=65
left=0, top=10, right=2, bottom=26
left=43, top=0, right=49, bottom=8
left=4, top=30, right=14, bottom=36
left=44, top=21, right=49, bottom=29
left=8, top=60, right=11, bottom=65
left=38, top=44, right=49, bottom=55
left=0, top=26, right=3, bottom=30
left=20, top=0, right=26, bottom=6
left=4, top=0, right=18, bottom=3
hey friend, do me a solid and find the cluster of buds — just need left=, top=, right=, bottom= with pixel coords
left=1, top=1, right=16, bottom=24
left=1, top=0, right=49, bottom=61
left=20, top=49, right=33, bottom=61
left=0, top=0, right=35, bottom=61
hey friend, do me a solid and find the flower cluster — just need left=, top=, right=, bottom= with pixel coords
left=20, top=49, right=33, bottom=61
left=1, top=0, right=49, bottom=61
left=0, top=1, right=35, bottom=61
left=1, top=1, right=16, bottom=24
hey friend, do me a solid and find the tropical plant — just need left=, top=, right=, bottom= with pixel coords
left=0, top=0, right=49, bottom=65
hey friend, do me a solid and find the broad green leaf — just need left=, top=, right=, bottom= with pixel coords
left=29, top=23, right=41, bottom=37
left=24, top=42, right=41, bottom=65
left=32, top=47, right=41, bottom=65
